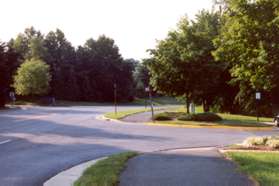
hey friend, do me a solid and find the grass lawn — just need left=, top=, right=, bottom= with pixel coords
left=226, top=152, right=279, bottom=186
left=74, top=152, right=138, bottom=186
left=153, top=107, right=273, bottom=128
left=10, top=100, right=113, bottom=106
left=132, top=96, right=183, bottom=106
left=105, top=108, right=150, bottom=119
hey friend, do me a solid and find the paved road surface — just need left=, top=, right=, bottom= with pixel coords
left=0, top=106, right=277, bottom=186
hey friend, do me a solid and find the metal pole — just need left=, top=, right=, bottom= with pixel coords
left=256, top=92, right=261, bottom=122
left=148, top=88, right=154, bottom=121
left=257, top=100, right=259, bottom=122
left=114, top=83, right=117, bottom=115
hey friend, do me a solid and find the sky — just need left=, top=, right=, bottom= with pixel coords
left=1, top=0, right=213, bottom=60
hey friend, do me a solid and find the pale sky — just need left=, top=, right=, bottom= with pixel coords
left=1, top=0, right=213, bottom=60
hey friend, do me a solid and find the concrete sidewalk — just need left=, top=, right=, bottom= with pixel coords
left=120, top=148, right=255, bottom=186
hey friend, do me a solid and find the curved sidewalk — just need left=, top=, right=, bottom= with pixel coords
left=120, top=147, right=255, bottom=186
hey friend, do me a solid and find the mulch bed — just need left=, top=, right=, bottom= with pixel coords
left=224, top=145, right=279, bottom=152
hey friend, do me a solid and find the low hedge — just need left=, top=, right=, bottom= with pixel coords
left=154, top=112, right=222, bottom=122
left=178, top=112, right=222, bottom=122
left=153, top=113, right=172, bottom=121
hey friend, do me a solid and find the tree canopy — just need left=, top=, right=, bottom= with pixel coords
left=148, top=11, right=223, bottom=112
left=213, top=0, right=279, bottom=115
left=14, top=58, right=51, bottom=96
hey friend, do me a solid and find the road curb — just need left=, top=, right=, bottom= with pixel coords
left=96, top=115, right=126, bottom=123
left=44, top=157, right=107, bottom=186
left=98, top=113, right=274, bottom=131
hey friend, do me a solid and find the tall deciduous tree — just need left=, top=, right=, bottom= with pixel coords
left=148, top=11, right=222, bottom=112
left=44, top=29, right=78, bottom=100
left=213, top=0, right=279, bottom=115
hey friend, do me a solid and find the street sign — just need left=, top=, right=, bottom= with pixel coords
left=256, top=92, right=261, bottom=100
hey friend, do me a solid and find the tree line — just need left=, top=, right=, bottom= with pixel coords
left=0, top=27, right=145, bottom=107
left=147, top=0, right=279, bottom=116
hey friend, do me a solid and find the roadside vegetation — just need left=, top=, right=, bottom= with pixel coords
left=105, top=108, right=150, bottom=120
left=74, top=152, right=138, bottom=186
left=230, top=136, right=279, bottom=150
left=104, top=104, right=273, bottom=128
left=152, top=107, right=273, bottom=128
left=226, top=152, right=279, bottom=186
left=223, top=136, right=279, bottom=186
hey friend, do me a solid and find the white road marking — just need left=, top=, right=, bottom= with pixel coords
left=0, top=139, right=12, bottom=145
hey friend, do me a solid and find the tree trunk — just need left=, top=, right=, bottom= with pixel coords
left=185, top=96, right=190, bottom=114
left=203, top=99, right=209, bottom=112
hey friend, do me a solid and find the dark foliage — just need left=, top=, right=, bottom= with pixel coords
left=0, top=43, right=20, bottom=107
left=178, top=112, right=222, bottom=122
left=6, top=28, right=137, bottom=103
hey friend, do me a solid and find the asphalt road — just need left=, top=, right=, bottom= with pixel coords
left=0, top=106, right=277, bottom=186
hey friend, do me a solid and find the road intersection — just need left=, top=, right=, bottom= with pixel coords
left=0, top=106, right=277, bottom=186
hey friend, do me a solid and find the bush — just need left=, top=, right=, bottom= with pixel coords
left=177, top=114, right=194, bottom=121
left=178, top=112, right=222, bottom=122
left=153, top=113, right=172, bottom=121
left=266, top=139, right=279, bottom=149
left=193, top=113, right=222, bottom=121
left=242, top=136, right=270, bottom=147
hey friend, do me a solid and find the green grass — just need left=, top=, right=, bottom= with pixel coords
left=74, top=152, right=138, bottom=186
left=153, top=106, right=273, bottom=128
left=132, top=96, right=182, bottom=106
left=105, top=108, right=150, bottom=119
left=226, top=152, right=279, bottom=186
left=105, top=105, right=273, bottom=128
left=219, top=113, right=273, bottom=123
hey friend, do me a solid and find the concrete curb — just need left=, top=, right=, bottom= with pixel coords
left=95, top=115, right=126, bottom=123
left=97, top=113, right=275, bottom=131
left=44, top=157, right=107, bottom=186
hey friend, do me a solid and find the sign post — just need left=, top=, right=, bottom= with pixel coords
left=145, top=87, right=154, bottom=121
left=114, top=83, right=117, bottom=115
left=256, top=92, right=261, bottom=122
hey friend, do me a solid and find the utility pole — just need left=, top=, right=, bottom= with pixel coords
left=114, top=83, right=117, bottom=115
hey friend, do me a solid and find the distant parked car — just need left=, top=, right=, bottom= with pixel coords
left=274, top=114, right=279, bottom=127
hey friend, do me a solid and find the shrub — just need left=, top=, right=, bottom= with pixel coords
left=177, top=112, right=222, bottom=122
left=242, top=136, right=269, bottom=147
left=266, top=139, right=279, bottom=149
left=177, top=114, right=194, bottom=121
left=154, top=113, right=172, bottom=121
left=191, top=112, right=222, bottom=121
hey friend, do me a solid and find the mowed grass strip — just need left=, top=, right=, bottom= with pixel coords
left=226, top=152, right=279, bottom=186
left=74, top=152, right=138, bottom=186
left=153, top=106, right=273, bottom=128
left=105, top=108, right=149, bottom=119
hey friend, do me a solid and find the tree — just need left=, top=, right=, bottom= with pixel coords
left=14, top=58, right=51, bottom=96
left=8, top=27, right=136, bottom=103
left=213, top=0, right=279, bottom=115
left=0, top=43, right=20, bottom=107
left=12, top=27, right=46, bottom=60
left=133, top=59, right=150, bottom=97
left=76, top=36, right=135, bottom=102
left=0, top=43, right=10, bottom=107
left=43, top=29, right=78, bottom=100
left=148, top=11, right=222, bottom=112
